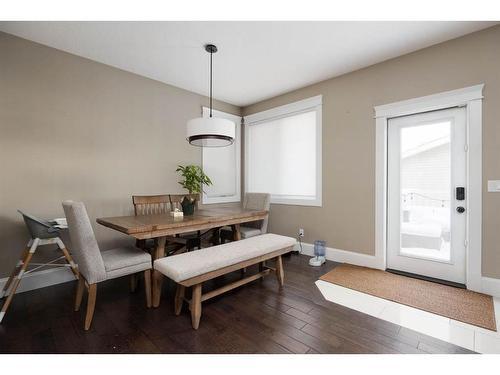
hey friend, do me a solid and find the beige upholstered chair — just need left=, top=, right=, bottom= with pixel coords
left=62, top=201, right=152, bottom=330
left=220, top=193, right=271, bottom=243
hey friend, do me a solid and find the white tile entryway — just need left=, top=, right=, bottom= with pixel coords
left=315, top=280, right=500, bottom=353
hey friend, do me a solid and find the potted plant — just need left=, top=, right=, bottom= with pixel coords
left=176, top=165, right=212, bottom=215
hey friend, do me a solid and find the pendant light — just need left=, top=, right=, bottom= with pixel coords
left=186, top=44, right=235, bottom=147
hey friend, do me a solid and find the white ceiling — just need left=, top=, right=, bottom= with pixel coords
left=0, top=21, right=496, bottom=107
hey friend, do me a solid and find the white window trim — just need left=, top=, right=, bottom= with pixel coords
left=373, top=84, right=484, bottom=293
left=244, top=95, right=322, bottom=207
left=201, top=107, right=241, bottom=204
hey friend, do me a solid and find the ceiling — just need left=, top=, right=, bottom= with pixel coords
left=0, top=21, right=496, bottom=107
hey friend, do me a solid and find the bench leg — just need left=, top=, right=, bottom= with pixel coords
left=259, top=261, right=266, bottom=281
left=275, top=255, right=284, bottom=288
left=191, top=283, right=202, bottom=330
left=175, top=284, right=185, bottom=315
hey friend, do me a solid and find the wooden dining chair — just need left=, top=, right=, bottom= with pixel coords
left=132, top=194, right=201, bottom=256
left=132, top=194, right=172, bottom=216
left=167, top=193, right=203, bottom=250
left=131, top=195, right=172, bottom=292
left=132, top=194, right=170, bottom=254
left=62, top=200, right=152, bottom=330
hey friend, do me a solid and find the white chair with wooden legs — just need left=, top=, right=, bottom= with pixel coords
left=62, top=200, right=152, bottom=330
left=0, top=211, right=79, bottom=323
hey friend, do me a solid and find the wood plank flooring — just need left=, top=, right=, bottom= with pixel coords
left=0, top=254, right=475, bottom=354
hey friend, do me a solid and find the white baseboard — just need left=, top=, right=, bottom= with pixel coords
left=481, top=276, right=500, bottom=299
left=0, top=267, right=76, bottom=297
left=294, top=241, right=500, bottom=298
left=294, top=241, right=383, bottom=270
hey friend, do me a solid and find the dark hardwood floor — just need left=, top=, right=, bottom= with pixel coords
left=0, top=254, right=474, bottom=354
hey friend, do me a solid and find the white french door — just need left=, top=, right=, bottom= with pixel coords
left=387, top=107, right=467, bottom=284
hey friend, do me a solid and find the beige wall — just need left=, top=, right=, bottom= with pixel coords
left=243, top=25, right=500, bottom=278
left=2, top=25, right=500, bottom=280
left=0, top=32, right=240, bottom=277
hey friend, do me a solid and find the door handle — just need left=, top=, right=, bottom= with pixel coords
left=456, top=206, right=466, bottom=213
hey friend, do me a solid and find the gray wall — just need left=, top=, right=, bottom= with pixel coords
left=243, top=25, right=500, bottom=278
left=0, top=32, right=240, bottom=277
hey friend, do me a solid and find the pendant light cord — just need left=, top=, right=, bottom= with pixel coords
left=209, top=50, right=213, bottom=118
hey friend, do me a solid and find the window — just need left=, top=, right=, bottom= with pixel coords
left=201, top=108, right=241, bottom=204
left=244, top=96, right=322, bottom=206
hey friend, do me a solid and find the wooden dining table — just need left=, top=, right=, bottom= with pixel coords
left=96, top=207, right=268, bottom=307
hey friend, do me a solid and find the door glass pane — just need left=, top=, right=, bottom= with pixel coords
left=399, top=121, right=451, bottom=261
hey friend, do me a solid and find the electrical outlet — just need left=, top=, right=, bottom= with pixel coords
left=299, top=228, right=304, bottom=237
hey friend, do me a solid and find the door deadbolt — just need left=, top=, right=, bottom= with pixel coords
left=456, top=206, right=465, bottom=213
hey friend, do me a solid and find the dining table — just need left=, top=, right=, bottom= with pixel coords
left=96, top=206, right=268, bottom=307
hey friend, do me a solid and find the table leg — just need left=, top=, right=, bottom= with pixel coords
left=232, top=224, right=241, bottom=241
left=153, top=236, right=167, bottom=260
left=152, top=236, right=167, bottom=308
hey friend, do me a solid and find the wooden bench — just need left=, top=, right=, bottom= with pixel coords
left=153, top=233, right=296, bottom=329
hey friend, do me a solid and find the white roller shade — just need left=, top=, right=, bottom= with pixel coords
left=244, top=96, right=322, bottom=206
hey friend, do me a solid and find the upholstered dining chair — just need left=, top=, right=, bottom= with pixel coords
left=220, top=193, right=271, bottom=243
left=62, top=200, right=152, bottom=330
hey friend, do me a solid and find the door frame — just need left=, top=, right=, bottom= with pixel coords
left=373, top=84, right=484, bottom=292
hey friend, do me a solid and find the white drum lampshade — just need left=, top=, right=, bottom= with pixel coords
left=186, top=43, right=235, bottom=147
left=186, top=116, right=235, bottom=147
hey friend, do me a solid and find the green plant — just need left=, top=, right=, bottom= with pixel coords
left=176, top=165, right=212, bottom=195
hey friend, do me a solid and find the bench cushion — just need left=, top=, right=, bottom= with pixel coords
left=154, top=233, right=296, bottom=282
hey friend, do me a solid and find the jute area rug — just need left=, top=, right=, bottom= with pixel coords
left=320, top=264, right=496, bottom=331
